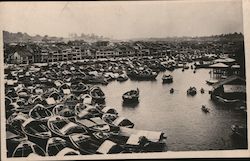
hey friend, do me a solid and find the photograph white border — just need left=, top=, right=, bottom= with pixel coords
left=0, top=0, right=249, bottom=160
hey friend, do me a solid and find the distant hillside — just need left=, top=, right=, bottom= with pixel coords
left=130, top=32, right=244, bottom=42
left=3, top=31, right=64, bottom=43
left=3, top=31, right=112, bottom=43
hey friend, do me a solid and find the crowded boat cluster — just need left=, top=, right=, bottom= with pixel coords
left=4, top=49, right=248, bottom=157
left=4, top=58, right=171, bottom=158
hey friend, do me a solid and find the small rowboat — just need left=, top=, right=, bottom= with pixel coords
left=162, top=74, right=173, bottom=83
left=122, top=88, right=139, bottom=103
left=48, top=115, right=88, bottom=138
left=89, top=86, right=105, bottom=103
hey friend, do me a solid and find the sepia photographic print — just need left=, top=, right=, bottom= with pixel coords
left=0, top=0, right=250, bottom=160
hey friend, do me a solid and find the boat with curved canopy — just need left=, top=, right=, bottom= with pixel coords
left=48, top=115, right=88, bottom=138
left=122, top=88, right=139, bottom=103
left=21, top=118, right=52, bottom=148
left=187, top=87, right=197, bottom=96
left=12, top=140, right=45, bottom=157
left=29, top=104, right=52, bottom=120
left=162, top=74, right=173, bottom=83
left=112, top=116, right=134, bottom=128
left=89, top=86, right=105, bottom=103
left=71, top=82, right=89, bottom=95
left=45, top=137, right=72, bottom=156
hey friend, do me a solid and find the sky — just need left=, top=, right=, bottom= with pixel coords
left=0, top=0, right=244, bottom=40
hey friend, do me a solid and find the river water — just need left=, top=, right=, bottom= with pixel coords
left=100, top=68, right=247, bottom=151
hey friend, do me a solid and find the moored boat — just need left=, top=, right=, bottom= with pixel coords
left=45, top=137, right=72, bottom=156
left=96, top=140, right=123, bottom=154
left=12, top=140, right=45, bottom=157
left=201, top=105, right=210, bottom=113
left=122, top=88, right=139, bottom=103
left=112, top=116, right=134, bottom=128
left=21, top=118, right=52, bottom=149
left=187, top=87, right=197, bottom=96
left=69, top=133, right=101, bottom=155
left=79, top=94, right=92, bottom=105
left=89, top=86, right=105, bottom=103
left=71, top=82, right=89, bottom=96
left=117, top=74, right=128, bottom=82
left=55, top=147, right=80, bottom=156
left=52, top=104, right=75, bottom=120
left=127, top=69, right=158, bottom=80
left=48, top=115, right=88, bottom=138
left=29, top=104, right=52, bottom=120
left=162, top=74, right=173, bottom=83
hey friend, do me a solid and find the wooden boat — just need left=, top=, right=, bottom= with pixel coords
left=54, top=80, right=64, bottom=87
left=13, top=99, right=34, bottom=114
left=122, top=88, right=139, bottom=103
left=127, top=69, right=158, bottom=80
left=110, top=127, right=167, bottom=152
left=5, top=97, right=14, bottom=119
left=201, top=105, right=210, bottom=113
left=59, top=83, right=71, bottom=95
left=53, top=104, right=75, bottom=120
left=112, top=116, right=134, bottom=128
left=29, top=104, right=52, bottom=120
left=101, top=106, right=118, bottom=115
left=89, top=86, right=105, bottom=103
left=71, top=82, right=89, bottom=95
left=76, top=117, right=110, bottom=133
left=48, top=115, right=88, bottom=138
left=79, top=94, right=92, bottom=105
left=16, top=88, right=30, bottom=99
left=165, top=65, right=175, bottom=71
left=12, top=140, right=45, bottom=157
left=187, top=87, right=197, bottom=96
left=183, top=64, right=189, bottom=69
left=117, top=74, right=128, bottom=82
left=102, top=113, right=119, bottom=124
left=6, top=124, right=27, bottom=157
left=75, top=105, right=102, bottom=120
left=22, top=118, right=52, bottom=148
left=27, top=95, right=43, bottom=105
left=96, top=140, right=123, bottom=154
left=7, top=112, right=29, bottom=128
left=56, top=147, right=80, bottom=156
left=124, top=128, right=167, bottom=152
left=162, top=74, right=173, bottom=83
left=74, top=103, right=88, bottom=114
left=45, top=137, right=71, bottom=156
left=69, top=133, right=101, bottom=154
left=206, top=79, right=218, bottom=85
left=47, top=91, right=63, bottom=104
left=61, top=94, right=79, bottom=112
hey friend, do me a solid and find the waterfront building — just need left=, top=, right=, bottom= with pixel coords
left=7, top=45, right=34, bottom=64
left=210, top=75, right=246, bottom=105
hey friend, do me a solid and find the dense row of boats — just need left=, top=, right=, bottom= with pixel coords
left=4, top=62, right=168, bottom=158
left=4, top=56, right=246, bottom=157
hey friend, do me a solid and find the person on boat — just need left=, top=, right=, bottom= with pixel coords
left=200, top=88, right=204, bottom=94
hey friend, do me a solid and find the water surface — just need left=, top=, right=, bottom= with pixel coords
left=101, top=68, right=247, bottom=151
